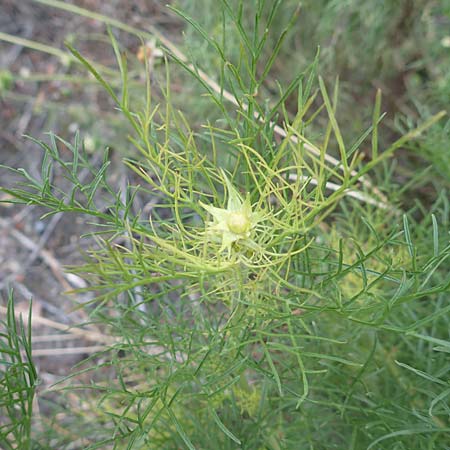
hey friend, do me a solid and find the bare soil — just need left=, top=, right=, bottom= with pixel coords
left=0, top=0, right=179, bottom=384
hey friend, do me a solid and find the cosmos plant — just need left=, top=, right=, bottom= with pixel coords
left=1, top=2, right=448, bottom=447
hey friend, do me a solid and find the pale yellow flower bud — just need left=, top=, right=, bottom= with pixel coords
left=227, top=211, right=251, bottom=235
left=200, top=172, right=264, bottom=256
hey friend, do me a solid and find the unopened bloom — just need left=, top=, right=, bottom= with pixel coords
left=200, top=174, right=263, bottom=256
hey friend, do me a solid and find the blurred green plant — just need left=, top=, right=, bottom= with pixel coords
left=0, top=294, right=37, bottom=450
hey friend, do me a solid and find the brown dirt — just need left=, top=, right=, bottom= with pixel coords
left=0, top=0, right=179, bottom=394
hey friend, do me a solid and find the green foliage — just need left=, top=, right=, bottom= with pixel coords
left=0, top=294, right=38, bottom=450
left=1, top=1, right=449, bottom=449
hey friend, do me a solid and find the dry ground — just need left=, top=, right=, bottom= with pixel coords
left=0, top=0, right=179, bottom=381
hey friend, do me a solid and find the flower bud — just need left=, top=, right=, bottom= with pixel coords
left=227, top=211, right=250, bottom=234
